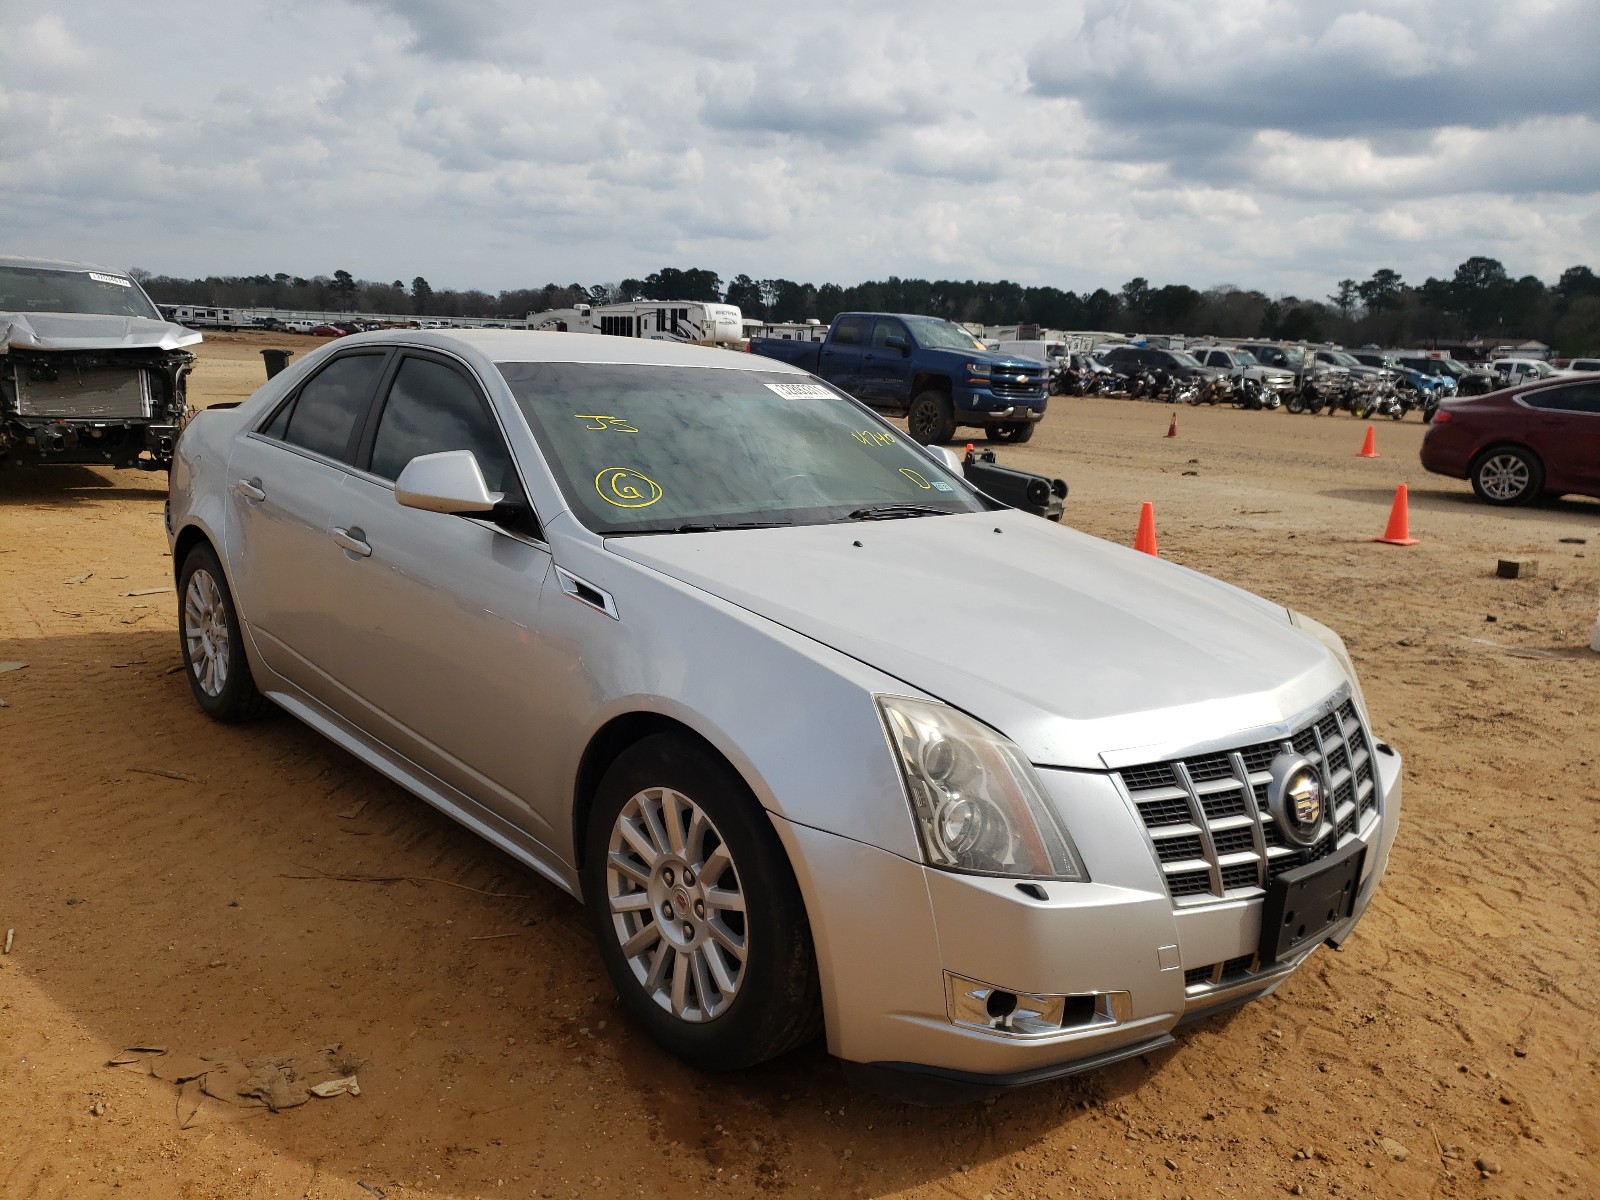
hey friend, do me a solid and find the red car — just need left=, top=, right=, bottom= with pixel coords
left=1421, top=374, right=1600, bottom=505
left=308, top=324, right=345, bottom=337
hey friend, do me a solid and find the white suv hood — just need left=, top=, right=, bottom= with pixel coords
left=608, top=511, right=1347, bottom=769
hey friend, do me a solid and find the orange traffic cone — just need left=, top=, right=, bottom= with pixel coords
left=1373, top=484, right=1419, bottom=545
left=1357, top=425, right=1379, bottom=458
left=1166, top=414, right=1178, bottom=438
left=1134, top=502, right=1158, bottom=556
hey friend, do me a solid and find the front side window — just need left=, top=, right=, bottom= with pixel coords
left=0, top=265, right=162, bottom=320
left=369, top=356, right=513, bottom=488
left=500, top=364, right=984, bottom=534
left=870, top=318, right=907, bottom=348
left=269, top=353, right=387, bottom=463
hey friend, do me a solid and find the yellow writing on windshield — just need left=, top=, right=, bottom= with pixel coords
left=594, top=467, right=663, bottom=508
left=576, top=414, right=639, bottom=432
left=852, top=430, right=896, bottom=446
left=898, top=468, right=933, bottom=490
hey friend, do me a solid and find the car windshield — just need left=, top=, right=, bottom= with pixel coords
left=903, top=317, right=985, bottom=351
left=1170, top=350, right=1202, bottom=367
left=500, top=363, right=985, bottom=534
left=0, top=265, right=161, bottom=320
left=1325, top=350, right=1361, bottom=368
left=1230, top=349, right=1261, bottom=364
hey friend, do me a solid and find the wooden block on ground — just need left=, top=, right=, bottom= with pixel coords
left=1496, top=558, right=1539, bottom=579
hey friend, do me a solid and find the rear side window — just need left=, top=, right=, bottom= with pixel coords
left=832, top=317, right=868, bottom=346
left=267, top=353, right=386, bottom=462
left=1523, top=383, right=1600, bottom=414
left=368, top=356, right=513, bottom=488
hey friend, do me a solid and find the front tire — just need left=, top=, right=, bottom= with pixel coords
left=907, top=389, right=956, bottom=445
left=582, top=734, right=822, bottom=1071
left=177, top=542, right=272, bottom=722
left=1470, top=445, right=1543, bottom=506
left=985, top=421, right=1035, bottom=444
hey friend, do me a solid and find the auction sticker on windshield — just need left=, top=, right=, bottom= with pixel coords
left=765, top=382, right=835, bottom=400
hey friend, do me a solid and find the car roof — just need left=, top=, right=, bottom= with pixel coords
left=336, top=329, right=811, bottom=373
left=0, top=253, right=135, bottom=276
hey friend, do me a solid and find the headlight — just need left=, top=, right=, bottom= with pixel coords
left=1287, top=609, right=1370, bottom=722
left=964, top=361, right=991, bottom=377
left=877, top=696, right=1087, bottom=881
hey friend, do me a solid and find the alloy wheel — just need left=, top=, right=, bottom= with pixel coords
left=183, top=568, right=230, bottom=697
left=605, top=786, right=748, bottom=1022
left=1477, top=453, right=1531, bottom=501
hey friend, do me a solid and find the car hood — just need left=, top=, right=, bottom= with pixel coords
left=607, top=511, right=1345, bottom=769
left=0, top=311, right=202, bottom=353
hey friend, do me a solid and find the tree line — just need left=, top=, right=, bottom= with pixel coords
left=133, top=258, right=1600, bottom=354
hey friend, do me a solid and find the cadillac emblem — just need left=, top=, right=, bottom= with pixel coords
left=1267, top=753, right=1325, bottom=847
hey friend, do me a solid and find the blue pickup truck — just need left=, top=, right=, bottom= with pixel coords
left=748, top=312, right=1049, bottom=444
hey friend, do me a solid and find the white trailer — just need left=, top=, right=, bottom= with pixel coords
left=527, top=300, right=744, bottom=347
left=164, top=304, right=244, bottom=331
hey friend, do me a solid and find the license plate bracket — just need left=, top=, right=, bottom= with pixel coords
left=1258, top=840, right=1366, bottom=966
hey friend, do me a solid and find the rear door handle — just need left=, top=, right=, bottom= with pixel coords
left=332, top=526, right=372, bottom=558
left=231, top=478, right=266, bottom=503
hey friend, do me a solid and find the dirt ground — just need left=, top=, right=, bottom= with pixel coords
left=2, top=331, right=1597, bottom=1199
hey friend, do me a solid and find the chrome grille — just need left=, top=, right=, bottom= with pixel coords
left=1118, top=697, right=1380, bottom=907
left=989, top=368, right=1045, bottom=397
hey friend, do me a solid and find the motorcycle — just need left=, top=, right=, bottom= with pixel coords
left=1286, top=370, right=1336, bottom=414
left=1234, top=375, right=1280, bottom=410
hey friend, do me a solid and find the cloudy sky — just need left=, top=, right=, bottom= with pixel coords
left=3, top=0, right=1596, bottom=300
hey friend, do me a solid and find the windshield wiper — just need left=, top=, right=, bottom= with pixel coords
left=845, top=504, right=952, bottom=521
left=667, top=519, right=794, bottom=533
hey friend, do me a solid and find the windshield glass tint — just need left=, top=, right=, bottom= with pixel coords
left=501, top=364, right=983, bottom=533
left=1171, top=351, right=1202, bottom=367
left=0, top=266, right=161, bottom=319
left=902, top=317, right=984, bottom=351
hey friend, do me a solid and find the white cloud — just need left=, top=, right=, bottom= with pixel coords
left=0, top=0, right=1593, bottom=300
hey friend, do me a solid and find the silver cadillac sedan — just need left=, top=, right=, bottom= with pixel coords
left=166, top=330, right=1401, bottom=1100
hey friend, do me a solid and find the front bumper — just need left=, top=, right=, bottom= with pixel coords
left=956, top=383, right=1047, bottom=422
left=773, top=738, right=1401, bottom=1097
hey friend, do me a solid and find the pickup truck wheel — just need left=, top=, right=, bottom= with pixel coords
left=583, top=733, right=822, bottom=1070
left=177, top=543, right=273, bottom=723
left=907, top=390, right=956, bottom=445
left=986, top=422, right=1035, bottom=444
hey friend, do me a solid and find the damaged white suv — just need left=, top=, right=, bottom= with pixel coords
left=0, top=254, right=199, bottom=469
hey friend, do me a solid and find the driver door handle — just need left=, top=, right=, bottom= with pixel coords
left=332, top=526, right=372, bottom=558
left=231, top=478, right=266, bottom=503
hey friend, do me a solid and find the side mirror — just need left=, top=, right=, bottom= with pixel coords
left=395, top=450, right=503, bottom=514
left=883, top=335, right=909, bottom=352
left=926, top=445, right=964, bottom=473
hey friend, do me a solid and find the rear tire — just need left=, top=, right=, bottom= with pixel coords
left=907, top=389, right=956, bottom=445
left=582, top=734, right=822, bottom=1071
left=1469, top=445, right=1543, bottom=506
left=177, top=542, right=272, bottom=722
